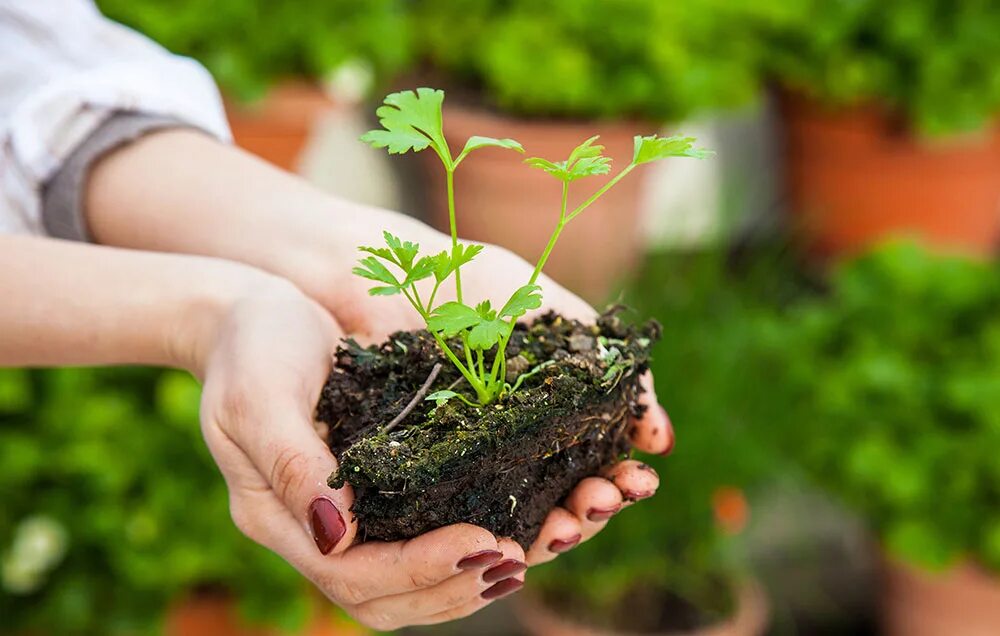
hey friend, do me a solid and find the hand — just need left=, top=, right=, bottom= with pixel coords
left=295, top=206, right=675, bottom=567
left=196, top=279, right=528, bottom=630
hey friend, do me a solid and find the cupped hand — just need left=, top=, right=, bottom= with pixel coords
left=302, top=208, right=675, bottom=566
left=195, top=278, right=527, bottom=629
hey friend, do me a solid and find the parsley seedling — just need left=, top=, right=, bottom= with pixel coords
left=356, top=87, right=710, bottom=406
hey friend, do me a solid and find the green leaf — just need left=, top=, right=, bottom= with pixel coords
left=567, top=135, right=605, bottom=164
left=632, top=135, right=713, bottom=165
left=427, top=302, right=481, bottom=336
left=368, top=286, right=402, bottom=296
left=525, top=136, right=612, bottom=182
left=452, top=243, right=484, bottom=268
left=360, top=88, right=450, bottom=161
left=468, top=319, right=505, bottom=349
left=456, top=136, right=524, bottom=165
left=431, top=250, right=453, bottom=283
left=475, top=300, right=496, bottom=320
left=500, top=284, right=543, bottom=319
left=383, top=231, right=419, bottom=270
left=403, top=255, right=437, bottom=285
left=358, top=245, right=394, bottom=261
left=353, top=256, right=400, bottom=287
left=426, top=390, right=460, bottom=407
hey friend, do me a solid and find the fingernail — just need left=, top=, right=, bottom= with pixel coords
left=457, top=550, right=503, bottom=570
left=482, top=559, right=527, bottom=584
left=548, top=534, right=582, bottom=553
left=481, top=577, right=524, bottom=600
left=586, top=505, right=621, bottom=522
left=309, top=496, right=346, bottom=555
left=623, top=490, right=655, bottom=502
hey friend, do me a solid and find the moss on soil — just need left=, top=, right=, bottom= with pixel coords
left=318, top=309, right=660, bottom=548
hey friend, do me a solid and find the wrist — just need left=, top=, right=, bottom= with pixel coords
left=167, top=260, right=301, bottom=376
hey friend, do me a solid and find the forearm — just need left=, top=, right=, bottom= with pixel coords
left=0, top=234, right=278, bottom=372
left=84, top=129, right=429, bottom=303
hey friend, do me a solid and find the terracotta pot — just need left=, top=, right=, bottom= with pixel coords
left=882, top=559, right=1000, bottom=636
left=225, top=82, right=337, bottom=172
left=779, top=91, right=1000, bottom=259
left=423, top=102, right=656, bottom=302
left=165, top=594, right=369, bottom=636
left=514, top=582, right=769, bottom=636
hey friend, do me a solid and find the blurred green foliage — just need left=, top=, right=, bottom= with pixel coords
left=97, top=0, right=412, bottom=102
left=534, top=240, right=1000, bottom=625
left=761, top=0, right=1000, bottom=135
left=0, top=368, right=312, bottom=635
left=773, top=242, right=1000, bottom=571
left=411, top=0, right=782, bottom=121
left=531, top=245, right=803, bottom=627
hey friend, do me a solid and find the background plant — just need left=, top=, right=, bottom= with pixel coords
left=772, top=242, right=1000, bottom=572
left=97, top=0, right=412, bottom=101
left=355, top=88, right=708, bottom=405
left=530, top=245, right=801, bottom=628
left=0, top=367, right=320, bottom=635
left=411, top=0, right=783, bottom=121
left=760, top=0, right=1000, bottom=135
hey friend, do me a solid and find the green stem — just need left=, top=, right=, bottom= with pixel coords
left=431, top=332, right=487, bottom=401
left=528, top=181, right=570, bottom=286
left=401, top=288, right=428, bottom=320
left=427, top=279, right=442, bottom=311
left=446, top=168, right=463, bottom=303
left=566, top=164, right=635, bottom=222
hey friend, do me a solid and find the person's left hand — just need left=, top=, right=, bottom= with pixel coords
left=294, top=206, right=674, bottom=566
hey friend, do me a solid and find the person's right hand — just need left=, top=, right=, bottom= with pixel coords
left=194, top=277, right=527, bottom=630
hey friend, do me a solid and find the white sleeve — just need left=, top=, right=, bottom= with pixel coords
left=0, top=0, right=231, bottom=236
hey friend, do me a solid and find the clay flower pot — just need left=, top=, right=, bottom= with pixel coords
left=421, top=102, right=656, bottom=302
left=225, top=82, right=337, bottom=172
left=778, top=91, right=1000, bottom=259
left=165, top=593, right=368, bottom=636
left=514, top=582, right=770, bottom=636
left=882, top=559, right=1000, bottom=636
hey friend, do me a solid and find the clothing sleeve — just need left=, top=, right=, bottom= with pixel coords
left=0, top=0, right=231, bottom=237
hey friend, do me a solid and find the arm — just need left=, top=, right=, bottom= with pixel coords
left=84, top=129, right=671, bottom=566
left=0, top=234, right=526, bottom=629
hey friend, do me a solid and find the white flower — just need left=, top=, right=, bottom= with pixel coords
left=2, top=515, right=69, bottom=595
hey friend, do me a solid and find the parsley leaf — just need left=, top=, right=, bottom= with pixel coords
left=500, top=284, right=543, bottom=319
left=427, top=302, right=481, bottom=336
left=361, top=88, right=450, bottom=163
left=525, top=136, right=612, bottom=182
left=456, top=136, right=524, bottom=165
left=632, top=135, right=713, bottom=164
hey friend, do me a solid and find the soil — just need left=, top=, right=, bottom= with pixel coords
left=317, top=309, right=660, bottom=548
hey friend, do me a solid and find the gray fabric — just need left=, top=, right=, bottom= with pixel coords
left=41, top=111, right=189, bottom=241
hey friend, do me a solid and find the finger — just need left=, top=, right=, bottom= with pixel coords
left=603, top=459, right=660, bottom=506
left=526, top=507, right=582, bottom=565
left=630, top=372, right=674, bottom=455
left=225, top=392, right=357, bottom=555
left=331, top=523, right=502, bottom=604
left=563, top=476, right=625, bottom=540
left=350, top=537, right=525, bottom=630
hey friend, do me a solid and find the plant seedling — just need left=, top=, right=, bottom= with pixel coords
left=356, top=87, right=710, bottom=406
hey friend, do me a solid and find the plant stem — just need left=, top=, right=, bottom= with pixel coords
left=528, top=181, right=570, bottom=285
left=446, top=168, right=463, bottom=303
left=567, top=164, right=635, bottom=222
left=431, top=332, right=487, bottom=402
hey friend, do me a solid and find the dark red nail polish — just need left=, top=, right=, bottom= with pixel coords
left=482, top=559, right=527, bottom=584
left=457, top=550, right=503, bottom=570
left=623, top=490, right=654, bottom=502
left=309, top=497, right=346, bottom=555
left=548, top=534, right=582, bottom=553
left=481, top=577, right=524, bottom=600
left=586, top=505, right=621, bottom=522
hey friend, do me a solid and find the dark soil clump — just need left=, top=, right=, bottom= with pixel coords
left=318, top=309, right=659, bottom=548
